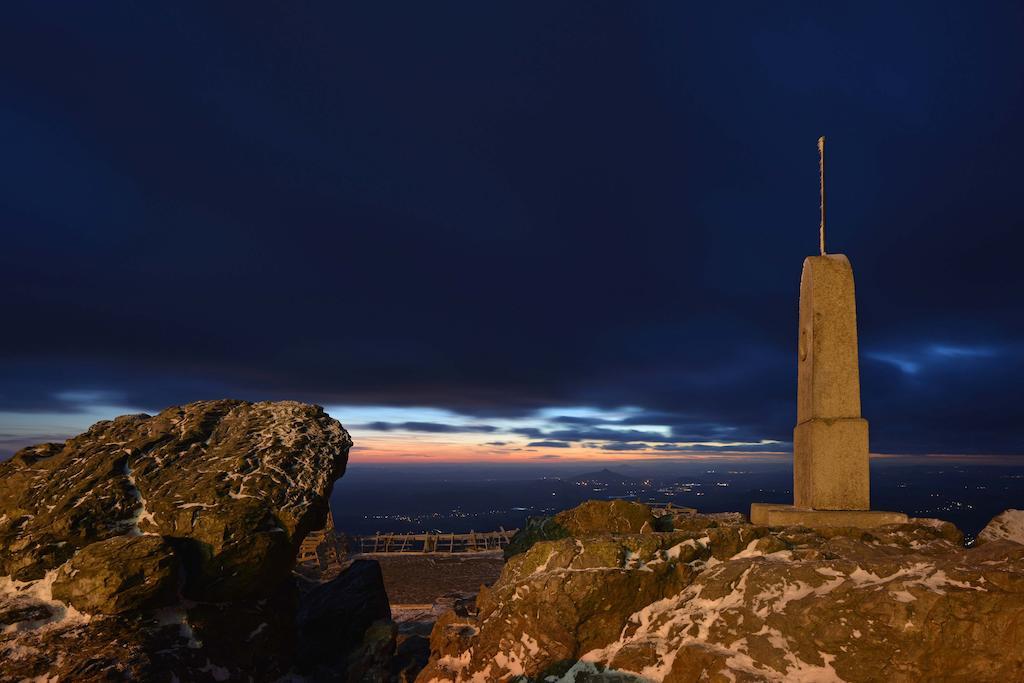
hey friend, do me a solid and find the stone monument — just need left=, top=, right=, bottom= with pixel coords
left=751, top=137, right=908, bottom=528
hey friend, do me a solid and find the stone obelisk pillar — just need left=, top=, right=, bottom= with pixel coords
left=749, top=252, right=905, bottom=527
left=750, top=137, right=906, bottom=528
left=792, top=254, right=869, bottom=510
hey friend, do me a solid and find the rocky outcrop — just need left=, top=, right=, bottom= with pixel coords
left=556, top=499, right=661, bottom=535
left=977, top=508, right=1024, bottom=545
left=297, top=559, right=395, bottom=680
left=504, top=499, right=663, bottom=559
left=0, top=400, right=349, bottom=596
left=0, top=400, right=358, bottom=682
left=50, top=535, right=181, bottom=614
left=420, top=501, right=1024, bottom=682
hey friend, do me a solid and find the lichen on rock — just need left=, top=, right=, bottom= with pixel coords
left=505, top=499, right=665, bottom=559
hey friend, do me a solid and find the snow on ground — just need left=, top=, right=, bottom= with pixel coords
left=154, top=604, right=203, bottom=649
left=0, top=570, right=91, bottom=638
left=121, top=458, right=157, bottom=535
left=548, top=550, right=991, bottom=683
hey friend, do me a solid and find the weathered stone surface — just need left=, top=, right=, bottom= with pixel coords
left=977, top=508, right=1024, bottom=545
left=419, top=501, right=1024, bottom=682
left=296, top=559, right=394, bottom=680
left=750, top=503, right=908, bottom=528
left=753, top=253, right=904, bottom=527
left=796, top=254, right=863, bottom=423
left=793, top=416, right=870, bottom=510
left=0, top=400, right=355, bottom=682
left=0, top=399, right=350, bottom=598
left=558, top=499, right=658, bottom=535
left=505, top=500, right=658, bottom=558
left=794, top=254, right=869, bottom=511
left=503, top=516, right=571, bottom=559
left=51, top=535, right=180, bottom=614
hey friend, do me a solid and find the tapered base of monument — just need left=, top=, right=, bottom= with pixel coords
left=750, top=503, right=908, bottom=528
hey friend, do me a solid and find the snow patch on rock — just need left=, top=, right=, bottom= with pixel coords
left=121, top=461, right=157, bottom=535
left=0, top=570, right=91, bottom=636
left=978, top=509, right=1024, bottom=545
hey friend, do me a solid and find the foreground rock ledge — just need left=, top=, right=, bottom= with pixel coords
left=0, top=399, right=363, bottom=681
left=419, top=501, right=1024, bottom=683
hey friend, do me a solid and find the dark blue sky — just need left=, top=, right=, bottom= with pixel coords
left=2, top=3, right=1022, bottom=458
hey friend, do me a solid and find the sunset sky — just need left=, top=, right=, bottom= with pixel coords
left=2, top=3, right=1023, bottom=462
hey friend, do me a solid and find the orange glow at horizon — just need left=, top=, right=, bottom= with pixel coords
left=347, top=432, right=792, bottom=463
left=344, top=434, right=1018, bottom=465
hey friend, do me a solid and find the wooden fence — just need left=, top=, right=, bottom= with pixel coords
left=356, top=528, right=518, bottom=554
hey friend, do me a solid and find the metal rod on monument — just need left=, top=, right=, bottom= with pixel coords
left=818, top=135, right=826, bottom=255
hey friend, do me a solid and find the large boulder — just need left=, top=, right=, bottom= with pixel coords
left=505, top=499, right=659, bottom=558
left=297, top=559, right=394, bottom=680
left=420, top=502, right=1024, bottom=682
left=0, top=400, right=354, bottom=681
left=557, top=499, right=658, bottom=535
left=51, top=535, right=180, bottom=614
left=0, top=399, right=350, bottom=600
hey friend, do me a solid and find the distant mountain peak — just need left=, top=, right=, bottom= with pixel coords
left=572, top=468, right=637, bottom=483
